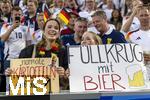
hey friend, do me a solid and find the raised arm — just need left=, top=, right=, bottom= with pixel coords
left=121, top=6, right=139, bottom=33
left=1, top=23, right=20, bottom=41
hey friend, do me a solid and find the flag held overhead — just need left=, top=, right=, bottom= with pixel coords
left=57, top=8, right=71, bottom=25
left=43, top=5, right=51, bottom=22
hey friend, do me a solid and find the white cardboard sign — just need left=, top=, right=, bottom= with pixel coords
left=69, top=44, right=149, bottom=92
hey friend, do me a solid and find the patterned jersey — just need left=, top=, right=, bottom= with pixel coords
left=127, top=29, right=150, bottom=52
left=0, top=23, right=32, bottom=60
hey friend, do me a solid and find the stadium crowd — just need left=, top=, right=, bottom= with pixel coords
left=0, top=0, right=149, bottom=93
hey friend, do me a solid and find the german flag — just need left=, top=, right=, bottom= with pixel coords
left=43, top=5, right=51, bottom=22
left=58, top=8, right=70, bottom=25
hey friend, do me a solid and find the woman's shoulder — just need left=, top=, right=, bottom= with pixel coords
left=19, top=44, right=35, bottom=58
left=59, top=46, right=67, bottom=52
left=56, top=46, right=67, bottom=55
left=23, top=44, right=35, bottom=52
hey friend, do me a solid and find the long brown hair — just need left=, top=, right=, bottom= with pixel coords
left=36, top=19, right=61, bottom=49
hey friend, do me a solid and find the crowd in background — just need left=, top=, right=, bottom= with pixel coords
left=0, top=0, right=150, bottom=92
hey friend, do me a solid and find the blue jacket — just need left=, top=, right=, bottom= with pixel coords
left=61, top=34, right=80, bottom=46
left=0, top=40, right=4, bottom=73
left=101, top=29, right=127, bottom=44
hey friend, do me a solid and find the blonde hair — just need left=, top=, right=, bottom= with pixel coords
left=85, top=31, right=103, bottom=45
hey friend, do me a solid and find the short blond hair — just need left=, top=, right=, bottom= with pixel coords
left=91, top=10, right=107, bottom=20
left=84, top=31, right=103, bottom=45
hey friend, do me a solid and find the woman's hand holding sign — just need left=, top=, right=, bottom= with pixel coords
left=5, top=68, right=13, bottom=76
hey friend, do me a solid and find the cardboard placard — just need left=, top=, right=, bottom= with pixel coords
left=68, top=44, right=149, bottom=92
left=9, top=56, right=60, bottom=95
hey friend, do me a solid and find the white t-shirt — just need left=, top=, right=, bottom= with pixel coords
left=79, top=10, right=93, bottom=21
left=0, top=23, right=10, bottom=59
left=113, top=0, right=124, bottom=10
left=122, top=17, right=141, bottom=35
left=0, top=23, right=32, bottom=60
left=129, top=29, right=150, bottom=52
left=31, top=29, right=43, bottom=44
left=128, top=29, right=150, bottom=79
left=104, top=8, right=113, bottom=22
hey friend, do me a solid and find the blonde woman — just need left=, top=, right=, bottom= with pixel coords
left=81, top=31, right=102, bottom=45
left=65, top=31, right=102, bottom=78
